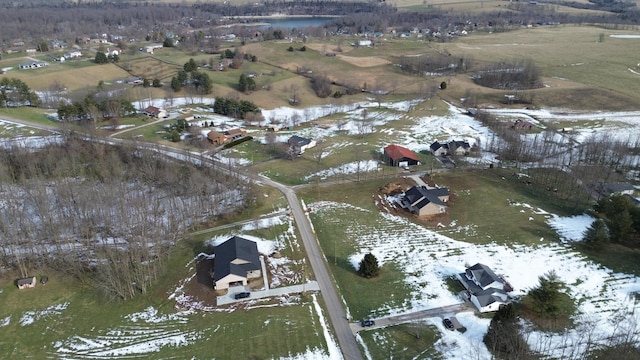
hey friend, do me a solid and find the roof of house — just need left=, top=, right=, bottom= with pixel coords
left=403, top=186, right=449, bottom=209
left=384, top=144, right=419, bottom=161
left=225, top=128, right=246, bottom=137
left=473, top=287, right=509, bottom=307
left=430, top=141, right=448, bottom=152
left=213, top=236, right=261, bottom=281
left=598, top=182, right=635, bottom=194
left=465, top=263, right=503, bottom=289
left=450, top=140, right=471, bottom=149
left=143, top=106, right=161, bottom=115
left=288, top=135, right=312, bottom=147
left=16, top=277, right=35, bottom=285
left=207, top=131, right=225, bottom=140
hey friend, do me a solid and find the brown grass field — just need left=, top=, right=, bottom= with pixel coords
left=2, top=23, right=640, bottom=110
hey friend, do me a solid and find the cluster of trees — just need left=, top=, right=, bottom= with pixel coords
left=472, top=59, right=542, bottom=90
left=170, top=60, right=213, bottom=95
left=397, top=54, right=467, bottom=76
left=0, top=137, right=258, bottom=300
left=212, top=96, right=260, bottom=119
left=585, top=194, right=640, bottom=248
left=0, top=78, right=40, bottom=107
left=57, top=94, right=135, bottom=122
left=310, top=74, right=333, bottom=98
left=94, top=51, right=119, bottom=64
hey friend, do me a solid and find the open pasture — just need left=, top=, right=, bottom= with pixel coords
left=441, top=25, right=640, bottom=108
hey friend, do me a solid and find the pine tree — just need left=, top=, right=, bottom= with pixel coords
left=358, top=253, right=380, bottom=278
left=583, top=219, right=609, bottom=250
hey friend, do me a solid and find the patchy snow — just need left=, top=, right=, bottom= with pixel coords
left=312, top=201, right=640, bottom=359
left=547, top=213, right=595, bottom=243
left=305, top=160, right=380, bottom=180
left=0, top=315, right=10, bottom=327
left=206, top=233, right=276, bottom=256
left=20, top=302, right=69, bottom=326
left=312, top=293, right=343, bottom=360
left=126, top=306, right=192, bottom=324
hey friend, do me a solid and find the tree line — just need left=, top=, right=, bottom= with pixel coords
left=0, top=136, right=259, bottom=300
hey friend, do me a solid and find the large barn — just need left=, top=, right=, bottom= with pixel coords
left=383, top=144, right=420, bottom=167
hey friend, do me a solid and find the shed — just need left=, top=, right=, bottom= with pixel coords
left=17, top=277, right=37, bottom=289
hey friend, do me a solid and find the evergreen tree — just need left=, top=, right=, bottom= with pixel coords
left=171, top=76, right=182, bottom=92
left=184, top=58, right=198, bottom=72
left=484, top=304, right=530, bottom=358
left=583, top=219, right=609, bottom=250
left=95, top=51, right=108, bottom=64
left=527, top=271, right=564, bottom=317
left=358, top=253, right=380, bottom=278
left=238, top=73, right=248, bottom=92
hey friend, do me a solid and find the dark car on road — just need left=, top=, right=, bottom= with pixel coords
left=443, top=318, right=454, bottom=330
left=234, top=291, right=250, bottom=300
left=361, top=319, right=375, bottom=327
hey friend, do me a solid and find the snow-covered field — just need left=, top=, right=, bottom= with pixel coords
left=312, top=200, right=640, bottom=359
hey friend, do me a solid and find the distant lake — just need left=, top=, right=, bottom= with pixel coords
left=257, top=17, right=338, bottom=29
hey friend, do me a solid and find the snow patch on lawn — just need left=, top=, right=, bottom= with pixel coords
left=312, top=201, right=640, bottom=359
left=547, top=213, right=595, bottom=243
left=20, top=302, right=69, bottom=326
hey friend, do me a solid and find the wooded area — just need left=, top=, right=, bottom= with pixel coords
left=0, top=136, right=257, bottom=300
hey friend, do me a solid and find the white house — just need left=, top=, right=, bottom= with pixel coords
left=357, top=40, right=372, bottom=47
left=457, top=263, right=511, bottom=313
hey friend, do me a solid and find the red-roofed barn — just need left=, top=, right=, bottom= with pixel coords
left=383, top=144, right=420, bottom=167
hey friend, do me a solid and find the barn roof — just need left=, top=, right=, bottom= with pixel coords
left=384, top=144, right=419, bottom=161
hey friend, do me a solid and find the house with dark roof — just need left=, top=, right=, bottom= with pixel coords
left=399, top=185, right=449, bottom=217
left=595, top=182, right=636, bottom=197
left=288, top=135, right=316, bottom=155
left=16, top=276, right=37, bottom=289
left=383, top=144, right=420, bottom=167
left=457, top=263, right=510, bottom=313
left=430, top=140, right=471, bottom=156
left=430, top=141, right=449, bottom=157
left=213, top=236, right=262, bottom=290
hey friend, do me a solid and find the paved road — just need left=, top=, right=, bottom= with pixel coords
left=258, top=175, right=363, bottom=360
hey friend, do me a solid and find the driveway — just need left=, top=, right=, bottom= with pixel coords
left=350, top=302, right=472, bottom=334
left=217, top=281, right=321, bottom=306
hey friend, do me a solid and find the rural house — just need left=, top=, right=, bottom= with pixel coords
left=213, top=236, right=262, bottom=290
left=430, top=140, right=471, bottom=156
left=225, top=128, right=247, bottom=141
left=399, top=185, right=449, bottom=217
left=429, top=141, right=449, bottom=157
left=288, top=135, right=316, bottom=155
left=457, top=263, right=511, bottom=313
left=207, top=131, right=227, bottom=145
left=383, top=144, right=420, bottom=167
left=142, top=106, right=167, bottom=119
left=16, top=276, right=37, bottom=289
left=19, top=61, right=48, bottom=70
